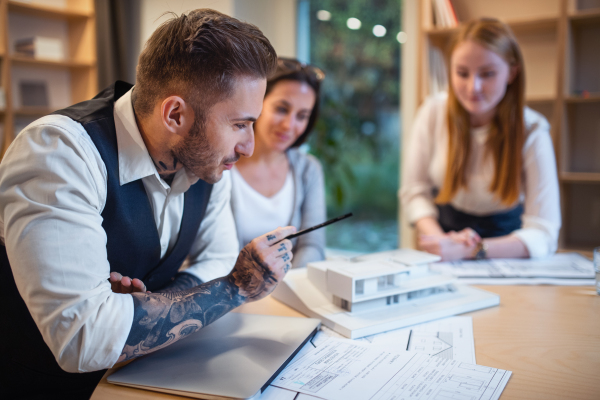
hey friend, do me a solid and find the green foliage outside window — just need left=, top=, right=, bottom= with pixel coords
left=305, top=0, right=401, bottom=252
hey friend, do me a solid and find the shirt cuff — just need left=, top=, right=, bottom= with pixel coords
left=512, top=228, right=555, bottom=259
left=57, top=291, right=134, bottom=372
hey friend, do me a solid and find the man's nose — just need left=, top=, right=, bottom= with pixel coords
left=236, top=128, right=255, bottom=158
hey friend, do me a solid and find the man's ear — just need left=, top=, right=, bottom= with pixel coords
left=161, top=96, right=192, bottom=137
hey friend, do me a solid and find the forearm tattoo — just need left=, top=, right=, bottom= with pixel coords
left=119, top=276, right=245, bottom=363
left=156, top=273, right=203, bottom=293
left=119, top=246, right=284, bottom=363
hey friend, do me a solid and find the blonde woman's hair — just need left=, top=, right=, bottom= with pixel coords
left=436, top=18, right=525, bottom=206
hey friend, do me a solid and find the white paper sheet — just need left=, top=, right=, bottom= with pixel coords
left=430, top=252, right=594, bottom=285
left=319, top=316, right=476, bottom=363
left=258, top=317, right=478, bottom=399
left=271, top=337, right=511, bottom=400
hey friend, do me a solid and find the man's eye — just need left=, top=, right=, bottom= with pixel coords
left=235, top=123, right=247, bottom=130
left=456, top=71, right=468, bottom=78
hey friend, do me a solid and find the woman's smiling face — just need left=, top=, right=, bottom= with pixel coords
left=254, top=80, right=316, bottom=152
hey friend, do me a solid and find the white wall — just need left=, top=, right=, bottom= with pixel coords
left=139, top=0, right=235, bottom=51
left=138, top=0, right=296, bottom=58
left=233, top=0, right=297, bottom=58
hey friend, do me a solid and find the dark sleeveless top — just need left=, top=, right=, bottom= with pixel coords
left=0, top=81, right=213, bottom=399
left=437, top=203, right=524, bottom=238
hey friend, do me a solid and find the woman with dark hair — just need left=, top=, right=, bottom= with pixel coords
left=230, top=58, right=326, bottom=268
left=400, top=18, right=560, bottom=261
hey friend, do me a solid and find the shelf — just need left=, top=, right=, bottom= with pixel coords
left=565, top=94, right=600, bottom=103
left=426, top=16, right=558, bottom=36
left=560, top=172, right=600, bottom=183
left=526, top=95, right=555, bottom=103
left=10, top=55, right=94, bottom=69
left=569, top=9, right=600, bottom=25
left=14, top=107, right=55, bottom=116
left=7, top=1, right=93, bottom=20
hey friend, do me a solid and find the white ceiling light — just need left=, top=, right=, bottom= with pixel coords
left=317, top=10, right=331, bottom=21
left=346, top=17, right=361, bottom=30
left=373, top=25, right=387, bottom=37
left=396, top=31, right=408, bottom=43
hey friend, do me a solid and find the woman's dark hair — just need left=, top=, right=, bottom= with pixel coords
left=264, top=58, right=324, bottom=148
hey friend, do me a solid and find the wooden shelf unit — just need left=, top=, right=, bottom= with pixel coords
left=0, top=0, right=97, bottom=157
left=7, top=0, right=93, bottom=20
left=412, top=0, right=600, bottom=251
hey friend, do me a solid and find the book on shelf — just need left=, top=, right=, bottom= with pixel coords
left=0, top=87, right=5, bottom=110
left=14, top=37, right=65, bottom=61
left=429, top=46, right=448, bottom=95
left=433, top=0, right=458, bottom=28
left=20, top=81, right=50, bottom=108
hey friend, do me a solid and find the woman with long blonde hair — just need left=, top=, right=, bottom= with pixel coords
left=401, top=18, right=560, bottom=261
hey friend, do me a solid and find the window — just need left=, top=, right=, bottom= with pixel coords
left=355, top=279, right=364, bottom=295
left=298, top=0, right=402, bottom=252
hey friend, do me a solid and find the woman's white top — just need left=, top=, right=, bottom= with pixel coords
left=400, top=93, right=561, bottom=258
left=230, top=166, right=295, bottom=245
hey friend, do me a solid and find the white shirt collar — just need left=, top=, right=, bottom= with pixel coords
left=113, top=88, right=199, bottom=190
left=114, top=88, right=159, bottom=186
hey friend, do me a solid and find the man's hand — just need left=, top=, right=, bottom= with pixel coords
left=109, top=272, right=150, bottom=294
left=229, top=226, right=296, bottom=302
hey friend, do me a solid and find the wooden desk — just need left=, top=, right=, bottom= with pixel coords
left=91, top=285, right=600, bottom=400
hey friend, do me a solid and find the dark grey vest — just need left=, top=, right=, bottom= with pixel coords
left=0, top=81, right=213, bottom=398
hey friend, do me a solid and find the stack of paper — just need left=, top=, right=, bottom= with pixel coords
left=15, top=37, right=65, bottom=61
left=430, top=253, right=595, bottom=285
left=259, top=317, right=511, bottom=400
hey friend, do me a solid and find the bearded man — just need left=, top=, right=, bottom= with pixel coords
left=0, top=9, right=295, bottom=399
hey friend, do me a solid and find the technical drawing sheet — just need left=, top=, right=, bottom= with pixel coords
left=355, top=316, right=475, bottom=363
left=430, top=252, right=595, bottom=285
left=271, top=337, right=511, bottom=400
left=258, top=317, right=477, bottom=400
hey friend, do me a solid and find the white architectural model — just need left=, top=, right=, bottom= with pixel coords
left=272, top=249, right=500, bottom=338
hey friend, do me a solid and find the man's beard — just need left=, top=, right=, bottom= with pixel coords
left=172, top=117, right=240, bottom=184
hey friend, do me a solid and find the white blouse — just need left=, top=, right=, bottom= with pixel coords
left=400, top=93, right=561, bottom=258
left=230, top=166, right=295, bottom=247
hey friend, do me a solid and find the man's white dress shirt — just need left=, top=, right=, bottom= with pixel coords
left=0, top=88, right=238, bottom=373
left=400, top=93, right=561, bottom=258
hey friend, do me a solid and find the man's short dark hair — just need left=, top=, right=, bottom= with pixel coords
left=133, top=9, right=277, bottom=122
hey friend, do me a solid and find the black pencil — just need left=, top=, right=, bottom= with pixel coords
left=278, top=213, right=353, bottom=243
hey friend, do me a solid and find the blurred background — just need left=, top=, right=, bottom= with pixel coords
left=1, top=0, right=599, bottom=254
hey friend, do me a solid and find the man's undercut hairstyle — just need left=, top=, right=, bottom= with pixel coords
left=134, top=9, right=277, bottom=126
